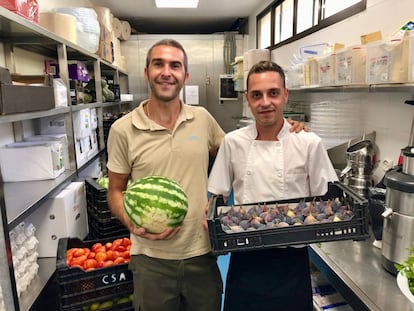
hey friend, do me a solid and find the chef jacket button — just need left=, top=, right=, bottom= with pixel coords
left=277, top=173, right=282, bottom=177
left=247, top=170, right=252, bottom=175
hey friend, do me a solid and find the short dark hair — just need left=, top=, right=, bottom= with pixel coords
left=246, top=60, right=286, bottom=89
left=146, top=39, right=188, bottom=72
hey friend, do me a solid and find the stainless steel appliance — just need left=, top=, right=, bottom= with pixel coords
left=340, top=139, right=376, bottom=198
left=382, top=114, right=414, bottom=275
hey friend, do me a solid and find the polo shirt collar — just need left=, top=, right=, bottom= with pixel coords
left=131, top=99, right=194, bottom=130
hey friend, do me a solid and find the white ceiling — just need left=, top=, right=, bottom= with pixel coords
left=89, top=0, right=264, bottom=34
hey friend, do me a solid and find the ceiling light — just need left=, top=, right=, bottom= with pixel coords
left=155, top=0, right=199, bottom=8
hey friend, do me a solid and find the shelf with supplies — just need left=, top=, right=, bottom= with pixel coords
left=0, top=5, right=131, bottom=311
left=289, top=82, right=414, bottom=94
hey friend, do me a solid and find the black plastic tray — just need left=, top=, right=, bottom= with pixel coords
left=207, top=182, right=369, bottom=255
left=56, top=237, right=133, bottom=310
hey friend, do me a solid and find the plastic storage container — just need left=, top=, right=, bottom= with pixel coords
left=304, top=58, right=319, bottom=86
left=318, top=54, right=336, bottom=86
left=335, top=45, right=366, bottom=85
left=56, top=237, right=133, bottom=311
left=285, top=63, right=304, bottom=88
left=366, top=31, right=414, bottom=83
left=85, top=178, right=129, bottom=239
left=206, top=182, right=369, bottom=255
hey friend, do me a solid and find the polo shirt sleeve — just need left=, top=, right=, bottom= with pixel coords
left=106, top=120, right=132, bottom=175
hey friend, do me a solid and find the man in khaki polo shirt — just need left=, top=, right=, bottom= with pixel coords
left=106, top=39, right=225, bottom=311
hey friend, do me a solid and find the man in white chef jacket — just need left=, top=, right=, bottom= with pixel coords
left=208, top=60, right=338, bottom=311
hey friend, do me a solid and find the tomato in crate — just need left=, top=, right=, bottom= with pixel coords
left=56, top=237, right=133, bottom=311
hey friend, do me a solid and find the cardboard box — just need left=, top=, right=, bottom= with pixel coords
left=24, top=134, right=70, bottom=170
left=0, top=141, right=64, bottom=182
left=72, top=108, right=92, bottom=139
left=98, top=24, right=114, bottom=63
left=0, top=67, right=55, bottom=115
left=26, top=182, right=89, bottom=257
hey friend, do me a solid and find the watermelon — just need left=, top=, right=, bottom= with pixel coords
left=96, top=176, right=109, bottom=189
left=123, top=176, right=188, bottom=234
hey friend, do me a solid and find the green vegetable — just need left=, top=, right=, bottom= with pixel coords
left=395, top=247, right=414, bottom=294
left=96, top=176, right=109, bottom=189
left=123, top=176, right=188, bottom=233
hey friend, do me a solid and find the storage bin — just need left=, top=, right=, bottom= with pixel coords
left=207, top=182, right=369, bottom=255
left=285, top=63, right=304, bottom=88
left=304, top=57, right=319, bottom=86
left=335, top=45, right=366, bottom=85
left=0, top=67, right=55, bottom=115
left=318, top=54, right=336, bottom=86
left=56, top=237, right=133, bottom=311
left=85, top=178, right=129, bottom=239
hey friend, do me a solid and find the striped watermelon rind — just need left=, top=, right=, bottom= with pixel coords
left=123, top=176, right=188, bottom=234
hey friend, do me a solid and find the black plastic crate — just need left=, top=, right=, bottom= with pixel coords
left=85, top=177, right=108, bottom=212
left=207, top=181, right=369, bottom=255
left=56, top=237, right=133, bottom=310
left=88, top=213, right=129, bottom=239
left=85, top=178, right=128, bottom=239
left=87, top=203, right=116, bottom=222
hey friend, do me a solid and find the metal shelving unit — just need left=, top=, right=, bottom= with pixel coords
left=0, top=7, right=132, bottom=311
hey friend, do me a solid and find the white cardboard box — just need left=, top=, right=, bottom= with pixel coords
left=26, top=182, right=89, bottom=257
left=0, top=141, right=64, bottom=182
left=24, top=134, right=70, bottom=170
left=73, top=108, right=92, bottom=139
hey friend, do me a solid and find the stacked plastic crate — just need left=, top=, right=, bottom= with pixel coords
left=85, top=178, right=129, bottom=239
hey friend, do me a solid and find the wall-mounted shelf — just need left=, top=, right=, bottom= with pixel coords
left=289, top=83, right=414, bottom=94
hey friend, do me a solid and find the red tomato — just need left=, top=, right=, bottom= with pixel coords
left=95, top=246, right=106, bottom=253
left=122, top=237, right=131, bottom=247
left=105, top=242, right=113, bottom=250
left=111, top=239, right=122, bottom=251
left=91, top=242, right=103, bottom=252
left=103, top=260, right=114, bottom=267
left=114, top=257, right=125, bottom=265
left=73, top=248, right=86, bottom=257
left=121, top=250, right=130, bottom=259
left=70, top=255, right=87, bottom=267
left=66, top=248, right=76, bottom=257
left=116, top=245, right=126, bottom=252
left=96, top=261, right=105, bottom=268
left=87, top=251, right=96, bottom=259
left=95, top=252, right=107, bottom=262
left=106, top=250, right=120, bottom=261
left=83, top=259, right=98, bottom=270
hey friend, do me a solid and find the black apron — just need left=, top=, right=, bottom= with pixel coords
left=223, top=247, right=313, bottom=311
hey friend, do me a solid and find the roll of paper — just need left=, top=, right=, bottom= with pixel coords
left=39, top=12, right=77, bottom=44
left=113, top=17, right=122, bottom=39
left=119, top=20, right=131, bottom=41
left=245, top=49, right=271, bottom=72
